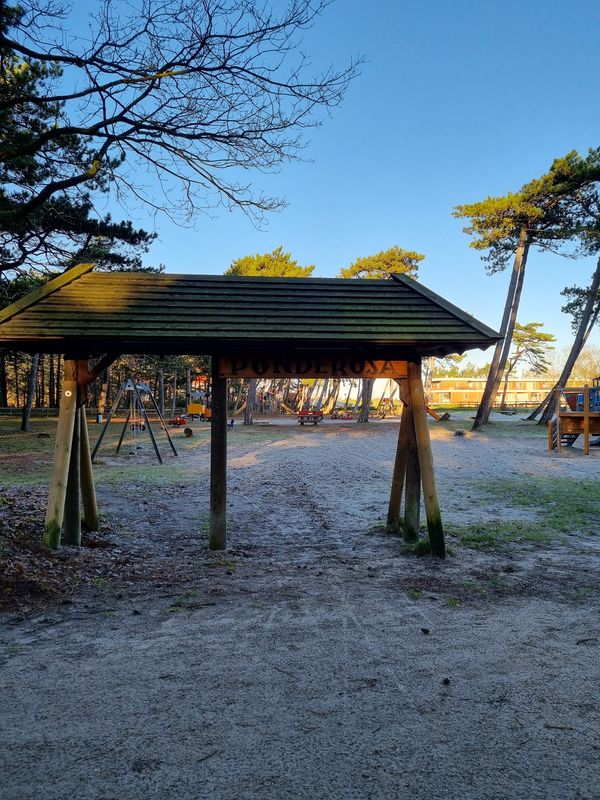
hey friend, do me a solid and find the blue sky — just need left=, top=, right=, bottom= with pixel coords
left=94, top=0, right=599, bottom=359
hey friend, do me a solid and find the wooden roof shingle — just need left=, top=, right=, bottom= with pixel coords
left=0, top=263, right=500, bottom=357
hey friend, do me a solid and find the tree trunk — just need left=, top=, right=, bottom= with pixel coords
left=232, top=381, right=244, bottom=414
left=315, top=378, right=329, bottom=411
left=244, top=378, right=257, bottom=425
left=357, top=378, right=375, bottom=422
left=20, top=353, right=40, bottom=432
left=157, top=368, right=165, bottom=416
left=0, top=352, right=7, bottom=406
left=48, top=354, right=55, bottom=407
left=186, top=368, right=192, bottom=408
left=323, top=379, right=341, bottom=414
left=171, top=373, right=177, bottom=415
left=500, top=370, right=510, bottom=410
left=472, top=226, right=530, bottom=431
left=484, top=253, right=528, bottom=421
left=13, top=353, right=20, bottom=407
left=538, top=256, right=600, bottom=425
left=37, top=354, right=44, bottom=407
left=96, top=368, right=110, bottom=423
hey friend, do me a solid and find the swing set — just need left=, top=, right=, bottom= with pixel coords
left=91, top=378, right=178, bottom=464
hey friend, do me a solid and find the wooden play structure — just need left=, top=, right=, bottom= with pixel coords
left=548, top=380, right=600, bottom=454
left=0, top=263, right=499, bottom=557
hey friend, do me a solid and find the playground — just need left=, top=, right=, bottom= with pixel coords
left=1, top=412, right=599, bottom=800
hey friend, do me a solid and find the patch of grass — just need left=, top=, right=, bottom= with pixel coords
left=367, top=522, right=387, bottom=536
left=445, top=596, right=460, bottom=607
left=406, top=587, right=422, bottom=601
left=459, top=579, right=483, bottom=593
left=207, top=559, right=237, bottom=571
left=7, top=643, right=26, bottom=655
left=489, top=576, right=507, bottom=591
left=481, top=476, right=600, bottom=534
left=93, top=462, right=199, bottom=487
left=450, top=520, right=555, bottom=550
left=90, top=576, right=110, bottom=590
left=399, top=537, right=433, bottom=557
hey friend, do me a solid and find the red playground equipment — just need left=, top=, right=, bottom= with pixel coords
left=297, top=409, right=323, bottom=425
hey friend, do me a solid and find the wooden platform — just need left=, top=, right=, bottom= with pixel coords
left=548, top=384, right=600, bottom=454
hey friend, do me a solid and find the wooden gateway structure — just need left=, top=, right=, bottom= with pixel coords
left=0, top=263, right=499, bottom=558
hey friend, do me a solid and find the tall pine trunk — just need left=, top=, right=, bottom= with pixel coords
left=97, top=368, right=110, bottom=422
left=0, top=352, right=7, bottom=406
left=20, top=353, right=40, bottom=432
left=244, top=378, right=257, bottom=425
left=357, top=378, right=375, bottom=423
left=171, top=374, right=178, bottom=415
left=315, top=378, right=329, bottom=410
left=472, top=226, right=530, bottom=430
left=157, top=369, right=165, bottom=416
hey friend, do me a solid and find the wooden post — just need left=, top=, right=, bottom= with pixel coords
left=548, top=420, right=554, bottom=451
left=209, top=360, right=228, bottom=550
left=386, top=403, right=410, bottom=532
left=79, top=409, right=99, bottom=530
left=403, top=405, right=421, bottom=543
left=555, top=389, right=562, bottom=453
left=583, top=384, right=590, bottom=455
left=63, top=407, right=82, bottom=546
left=43, top=359, right=78, bottom=548
left=408, top=361, right=445, bottom=558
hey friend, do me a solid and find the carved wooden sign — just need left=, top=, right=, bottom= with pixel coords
left=217, top=355, right=408, bottom=379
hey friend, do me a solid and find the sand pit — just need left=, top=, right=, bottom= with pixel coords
left=1, top=412, right=599, bottom=799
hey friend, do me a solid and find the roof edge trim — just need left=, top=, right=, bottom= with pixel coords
left=0, top=263, right=96, bottom=326
left=390, top=272, right=501, bottom=340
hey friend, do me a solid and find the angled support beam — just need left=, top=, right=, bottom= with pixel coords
left=43, top=359, right=79, bottom=548
left=403, top=405, right=421, bottom=543
left=79, top=408, right=99, bottom=531
left=209, top=360, right=228, bottom=550
left=408, top=360, right=445, bottom=558
left=88, top=353, right=120, bottom=384
left=63, top=407, right=82, bottom=546
left=387, top=377, right=411, bottom=532
left=386, top=403, right=410, bottom=532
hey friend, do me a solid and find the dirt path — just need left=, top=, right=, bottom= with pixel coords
left=1, top=414, right=599, bottom=799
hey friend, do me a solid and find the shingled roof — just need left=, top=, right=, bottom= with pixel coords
left=0, top=263, right=500, bottom=357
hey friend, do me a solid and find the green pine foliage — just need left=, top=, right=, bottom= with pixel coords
left=454, top=148, right=600, bottom=273
left=225, top=246, right=315, bottom=277
left=338, top=246, right=424, bottom=279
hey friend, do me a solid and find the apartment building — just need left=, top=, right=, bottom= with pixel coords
left=430, top=377, right=556, bottom=407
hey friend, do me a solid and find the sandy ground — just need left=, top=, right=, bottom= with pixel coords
left=1, top=412, right=600, bottom=800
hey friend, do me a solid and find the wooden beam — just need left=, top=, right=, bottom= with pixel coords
left=0, top=263, right=95, bottom=325
left=386, top=403, right=410, bottom=532
left=408, top=361, right=445, bottom=558
left=584, top=385, right=590, bottom=455
left=555, top=389, right=562, bottom=453
left=88, top=353, right=120, bottom=384
left=403, top=405, right=421, bottom=543
left=63, top=407, right=82, bottom=546
left=43, top=359, right=78, bottom=548
left=209, top=360, right=228, bottom=550
left=79, top=409, right=99, bottom=531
